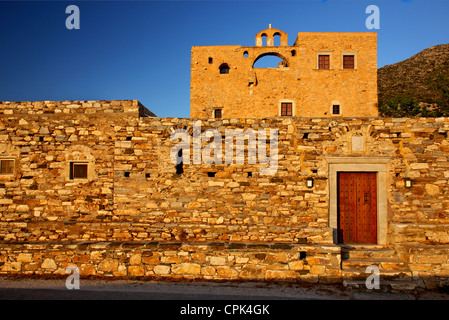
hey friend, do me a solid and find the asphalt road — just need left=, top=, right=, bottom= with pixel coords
left=0, top=277, right=448, bottom=300
left=1, top=278, right=449, bottom=319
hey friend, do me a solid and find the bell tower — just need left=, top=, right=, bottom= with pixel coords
left=255, top=25, right=288, bottom=47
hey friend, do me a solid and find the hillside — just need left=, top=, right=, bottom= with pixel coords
left=378, top=44, right=449, bottom=108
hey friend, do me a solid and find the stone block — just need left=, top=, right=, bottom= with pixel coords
left=98, top=259, right=119, bottom=272
left=171, top=263, right=201, bottom=275
left=239, top=265, right=266, bottom=279
left=216, top=266, right=238, bottom=278
left=41, top=258, right=57, bottom=270
left=209, top=256, right=226, bottom=266
left=128, top=266, right=145, bottom=277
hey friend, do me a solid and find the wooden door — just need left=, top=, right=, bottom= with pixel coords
left=338, top=172, right=377, bottom=244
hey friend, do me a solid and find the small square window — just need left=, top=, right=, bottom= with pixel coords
left=281, top=102, right=292, bottom=116
left=214, top=109, right=222, bottom=119
left=332, top=105, right=341, bottom=115
left=343, top=55, right=355, bottom=69
left=70, top=162, right=88, bottom=179
left=318, top=55, right=330, bottom=69
left=0, top=159, right=14, bottom=175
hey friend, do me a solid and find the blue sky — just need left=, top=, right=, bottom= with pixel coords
left=0, top=0, right=448, bottom=118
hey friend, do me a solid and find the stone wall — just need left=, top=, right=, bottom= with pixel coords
left=2, top=100, right=449, bottom=285
left=0, top=242, right=340, bottom=281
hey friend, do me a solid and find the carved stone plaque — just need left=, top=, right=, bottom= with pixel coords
left=352, top=135, right=364, bottom=152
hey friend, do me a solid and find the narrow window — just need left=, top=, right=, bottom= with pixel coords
left=214, top=109, right=222, bottom=119
left=291, top=50, right=296, bottom=57
left=208, top=57, right=213, bottom=64
left=332, top=105, right=341, bottom=115
left=273, top=33, right=281, bottom=46
left=0, top=159, right=14, bottom=175
left=175, top=149, right=184, bottom=175
left=243, top=51, right=248, bottom=58
left=219, top=63, right=230, bottom=74
left=70, top=162, right=88, bottom=179
left=281, top=102, right=293, bottom=116
left=261, top=33, right=267, bottom=46
left=318, top=55, right=330, bottom=69
left=343, top=55, right=355, bottom=69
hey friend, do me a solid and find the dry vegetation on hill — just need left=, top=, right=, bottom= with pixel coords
left=378, top=44, right=449, bottom=117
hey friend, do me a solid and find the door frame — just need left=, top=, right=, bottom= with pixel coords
left=327, top=157, right=389, bottom=245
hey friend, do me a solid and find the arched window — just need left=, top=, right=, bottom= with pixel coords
left=243, top=51, right=249, bottom=58
left=273, top=33, right=281, bottom=46
left=261, top=33, right=267, bottom=46
left=219, top=63, right=230, bottom=74
left=291, top=50, right=296, bottom=57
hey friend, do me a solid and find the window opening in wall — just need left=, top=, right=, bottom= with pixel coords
left=332, top=105, right=341, bottom=115
left=0, top=159, right=14, bottom=175
left=124, top=172, right=130, bottom=178
left=281, top=102, right=292, bottom=116
left=126, top=136, right=132, bottom=141
left=318, top=55, right=330, bottom=69
left=208, top=57, right=213, bottom=64
left=145, top=173, right=151, bottom=178
left=39, top=136, right=44, bottom=142
left=291, top=50, right=296, bottom=56
left=70, top=162, right=88, bottom=179
left=176, top=149, right=184, bottom=175
left=219, top=63, right=230, bottom=74
left=253, top=53, right=288, bottom=68
left=207, top=172, right=216, bottom=177
left=261, top=33, right=267, bottom=46
left=214, top=109, right=222, bottom=119
left=247, top=172, right=252, bottom=178
left=273, top=33, right=281, bottom=46
left=303, top=133, right=309, bottom=139
left=243, top=51, right=249, bottom=58
left=343, top=55, right=355, bottom=69
left=299, top=251, right=307, bottom=260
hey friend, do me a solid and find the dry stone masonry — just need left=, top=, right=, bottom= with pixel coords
left=1, top=100, right=449, bottom=289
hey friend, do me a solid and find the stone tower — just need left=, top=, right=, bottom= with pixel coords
left=190, top=26, right=378, bottom=119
